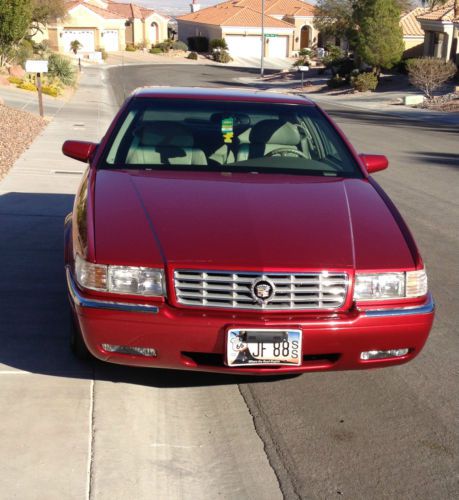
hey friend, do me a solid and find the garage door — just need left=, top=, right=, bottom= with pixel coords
left=102, top=30, right=119, bottom=52
left=62, top=30, right=95, bottom=53
left=267, top=36, right=288, bottom=58
left=225, top=35, right=261, bottom=57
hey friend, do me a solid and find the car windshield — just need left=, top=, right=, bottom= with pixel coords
left=101, top=98, right=362, bottom=177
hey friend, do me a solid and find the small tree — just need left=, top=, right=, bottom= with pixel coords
left=0, top=0, right=33, bottom=66
left=210, top=38, right=228, bottom=51
left=30, top=0, right=66, bottom=36
left=406, top=57, right=457, bottom=99
left=70, top=39, right=82, bottom=54
left=355, top=0, right=404, bottom=74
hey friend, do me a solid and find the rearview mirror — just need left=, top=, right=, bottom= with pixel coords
left=359, top=154, right=389, bottom=174
left=62, top=140, right=97, bottom=163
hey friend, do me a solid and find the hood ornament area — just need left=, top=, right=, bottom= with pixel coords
left=251, top=278, right=276, bottom=305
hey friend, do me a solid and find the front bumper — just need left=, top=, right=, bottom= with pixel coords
left=67, top=269, right=435, bottom=375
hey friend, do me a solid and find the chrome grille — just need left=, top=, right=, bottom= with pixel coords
left=174, top=270, right=348, bottom=310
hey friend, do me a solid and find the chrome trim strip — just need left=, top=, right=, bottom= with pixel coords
left=361, top=293, right=434, bottom=317
left=66, top=267, right=159, bottom=314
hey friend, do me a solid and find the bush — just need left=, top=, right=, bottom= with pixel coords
left=213, top=49, right=232, bottom=63
left=47, top=53, right=76, bottom=86
left=153, top=40, right=174, bottom=53
left=172, top=40, right=188, bottom=51
left=298, top=48, right=311, bottom=58
left=351, top=71, right=378, bottom=92
left=187, top=51, right=198, bottom=60
left=406, top=57, right=457, bottom=99
left=293, top=57, right=309, bottom=67
left=99, top=49, right=108, bottom=61
left=125, top=43, right=136, bottom=51
left=18, top=81, right=37, bottom=91
left=8, top=75, right=23, bottom=85
left=327, top=75, right=348, bottom=89
left=15, top=39, right=34, bottom=67
left=322, top=45, right=343, bottom=67
left=41, top=85, right=60, bottom=97
left=210, top=38, right=228, bottom=51
left=187, top=36, right=209, bottom=53
left=149, top=47, right=163, bottom=54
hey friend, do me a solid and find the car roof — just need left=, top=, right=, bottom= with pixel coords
left=131, top=86, right=316, bottom=106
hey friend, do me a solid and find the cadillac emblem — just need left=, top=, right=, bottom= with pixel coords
left=251, top=278, right=275, bottom=305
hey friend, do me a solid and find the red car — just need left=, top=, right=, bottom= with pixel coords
left=63, top=88, right=434, bottom=375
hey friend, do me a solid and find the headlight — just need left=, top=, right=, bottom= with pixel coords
left=75, top=255, right=165, bottom=296
left=354, top=269, right=427, bottom=301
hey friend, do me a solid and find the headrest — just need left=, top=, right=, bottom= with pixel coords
left=137, top=122, right=194, bottom=148
left=249, top=120, right=300, bottom=146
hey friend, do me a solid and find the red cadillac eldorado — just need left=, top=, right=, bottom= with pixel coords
left=63, top=87, right=434, bottom=375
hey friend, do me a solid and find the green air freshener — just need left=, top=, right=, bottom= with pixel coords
left=221, top=117, right=234, bottom=143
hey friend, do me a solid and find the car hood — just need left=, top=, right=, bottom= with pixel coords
left=94, top=170, right=415, bottom=270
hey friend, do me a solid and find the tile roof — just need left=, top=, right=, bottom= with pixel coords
left=400, top=7, right=427, bottom=37
left=237, top=0, right=315, bottom=17
left=177, top=1, right=304, bottom=27
left=417, top=0, right=456, bottom=22
left=65, top=1, right=125, bottom=19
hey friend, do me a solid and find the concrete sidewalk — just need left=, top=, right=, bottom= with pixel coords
left=0, top=67, right=281, bottom=500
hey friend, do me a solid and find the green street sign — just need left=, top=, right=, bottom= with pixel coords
left=265, top=34, right=278, bottom=38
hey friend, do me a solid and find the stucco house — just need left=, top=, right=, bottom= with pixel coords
left=176, top=0, right=317, bottom=58
left=417, top=0, right=459, bottom=63
left=400, top=7, right=428, bottom=59
left=33, top=0, right=169, bottom=54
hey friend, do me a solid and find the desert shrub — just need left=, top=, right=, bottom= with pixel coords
left=298, top=48, right=311, bottom=58
left=149, top=47, right=163, bottom=54
left=187, top=36, right=209, bottom=53
left=172, top=40, right=188, bottom=51
left=210, top=38, right=228, bottom=51
left=327, top=75, right=347, bottom=88
left=351, top=71, right=378, bottom=92
left=406, top=57, right=456, bottom=99
left=41, top=85, right=60, bottom=97
left=8, top=75, right=23, bottom=85
left=125, top=43, right=136, bottom=51
left=322, top=44, right=343, bottom=67
left=213, top=49, right=232, bottom=63
left=153, top=40, right=173, bottom=53
left=293, top=58, right=310, bottom=67
left=187, top=51, right=198, bottom=60
left=15, top=39, right=34, bottom=66
left=18, top=81, right=37, bottom=91
left=47, top=53, right=76, bottom=86
left=99, top=49, right=108, bottom=61
left=136, top=42, right=146, bottom=50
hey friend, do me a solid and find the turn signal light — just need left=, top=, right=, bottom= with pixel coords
left=360, top=349, right=409, bottom=360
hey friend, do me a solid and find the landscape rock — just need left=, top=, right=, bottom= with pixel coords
left=8, top=65, right=26, bottom=79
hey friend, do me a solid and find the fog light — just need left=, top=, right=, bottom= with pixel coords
left=102, top=344, right=157, bottom=357
left=360, top=349, right=409, bottom=360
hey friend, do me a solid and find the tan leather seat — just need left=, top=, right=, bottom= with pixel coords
left=127, top=121, right=207, bottom=166
left=236, top=120, right=302, bottom=162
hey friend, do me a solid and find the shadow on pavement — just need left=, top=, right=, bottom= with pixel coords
left=411, top=152, right=459, bottom=168
left=0, top=191, right=286, bottom=388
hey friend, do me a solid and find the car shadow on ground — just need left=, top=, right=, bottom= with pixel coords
left=411, top=152, right=459, bottom=168
left=0, top=191, right=291, bottom=388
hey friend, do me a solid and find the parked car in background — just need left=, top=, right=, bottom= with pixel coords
left=63, top=87, right=434, bottom=375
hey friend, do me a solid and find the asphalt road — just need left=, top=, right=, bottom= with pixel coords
left=106, top=64, right=459, bottom=499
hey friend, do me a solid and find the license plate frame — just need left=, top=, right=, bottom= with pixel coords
left=226, top=328, right=302, bottom=367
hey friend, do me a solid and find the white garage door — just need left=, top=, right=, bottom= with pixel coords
left=102, top=30, right=119, bottom=52
left=267, top=36, right=288, bottom=58
left=62, top=30, right=95, bottom=53
left=225, top=35, right=261, bottom=57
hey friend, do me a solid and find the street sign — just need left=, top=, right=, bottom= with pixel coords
left=298, top=66, right=309, bottom=72
left=25, top=60, right=48, bottom=73
left=265, top=34, right=278, bottom=38
left=25, top=60, right=48, bottom=118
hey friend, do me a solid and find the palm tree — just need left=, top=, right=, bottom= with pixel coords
left=70, top=40, right=82, bottom=55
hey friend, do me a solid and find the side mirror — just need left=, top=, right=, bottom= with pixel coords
left=359, top=154, right=388, bottom=174
left=62, top=140, right=97, bottom=163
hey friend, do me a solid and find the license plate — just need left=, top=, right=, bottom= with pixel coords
left=226, top=329, right=302, bottom=367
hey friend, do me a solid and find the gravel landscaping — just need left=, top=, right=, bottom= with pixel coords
left=0, top=104, right=47, bottom=180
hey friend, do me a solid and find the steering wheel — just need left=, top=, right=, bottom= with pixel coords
left=265, top=148, right=308, bottom=159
